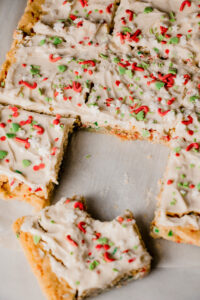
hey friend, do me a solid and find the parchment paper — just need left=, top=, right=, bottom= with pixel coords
left=0, top=1, right=200, bottom=299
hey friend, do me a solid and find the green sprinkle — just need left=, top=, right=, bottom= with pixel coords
left=0, top=81, right=5, bottom=87
left=169, top=12, right=176, bottom=22
left=70, top=252, right=74, bottom=255
left=155, top=81, right=165, bottom=90
left=169, top=37, right=179, bottom=44
left=122, top=26, right=132, bottom=33
left=50, top=220, right=55, bottom=224
left=169, top=68, right=177, bottom=75
left=190, top=95, right=199, bottom=102
left=112, top=247, right=118, bottom=255
left=12, top=123, right=20, bottom=133
left=30, top=65, right=40, bottom=76
left=76, top=281, right=80, bottom=285
left=196, top=183, right=200, bottom=191
left=157, top=34, right=165, bottom=42
left=97, top=237, right=108, bottom=245
left=113, top=57, right=120, bottom=63
left=153, top=47, right=159, bottom=53
left=138, top=62, right=149, bottom=70
left=174, top=147, right=181, bottom=153
left=45, top=97, right=52, bottom=102
left=22, top=159, right=31, bottom=167
left=6, top=133, right=16, bottom=138
left=89, top=260, right=99, bottom=270
left=15, top=170, right=23, bottom=174
left=57, top=65, right=67, bottom=72
left=118, top=66, right=126, bottom=75
left=38, top=88, right=43, bottom=96
left=53, top=36, right=62, bottom=45
left=190, top=164, right=195, bottom=168
left=136, top=111, right=145, bottom=121
left=85, top=154, right=91, bottom=159
left=94, top=121, right=98, bottom=127
left=39, top=39, right=46, bottom=46
left=144, top=7, right=153, bottom=13
left=154, top=227, right=159, bottom=234
left=168, top=230, right=173, bottom=237
left=170, top=198, right=177, bottom=205
left=113, top=268, right=119, bottom=272
left=142, top=129, right=150, bottom=137
left=125, top=69, right=133, bottom=79
left=33, top=235, right=41, bottom=245
left=16, top=233, right=20, bottom=238
left=0, top=150, right=8, bottom=159
left=100, top=53, right=108, bottom=59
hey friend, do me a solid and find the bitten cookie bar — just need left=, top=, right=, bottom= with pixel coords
left=13, top=196, right=151, bottom=300
left=0, top=105, right=75, bottom=210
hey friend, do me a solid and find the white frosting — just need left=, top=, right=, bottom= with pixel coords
left=21, top=196, right=151, bottom=296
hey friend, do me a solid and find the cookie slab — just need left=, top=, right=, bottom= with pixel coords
left=0, top=105, right=76, bottom=210
left=13, top=196, right=151, bottom=300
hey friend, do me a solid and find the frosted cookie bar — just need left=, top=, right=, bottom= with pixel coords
left=0, top=105, right=75, bottom=210
left=152, top=138, right=200, bottom=246
left=13, top=196, right=151, bottom=300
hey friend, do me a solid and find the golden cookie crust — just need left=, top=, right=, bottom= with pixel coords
left=151, top=216, right=200, bottom=247
left=0, top=175, right=52, bottom=210
left=17, top=0, right=45, bottom=35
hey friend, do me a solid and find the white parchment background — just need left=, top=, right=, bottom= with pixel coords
left=0, top=1, right=200, bottom=299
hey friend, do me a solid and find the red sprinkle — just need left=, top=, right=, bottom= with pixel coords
left=49, top=54, right=62, bottom=63
left=19, top=80, right=37, bottom=89
left=74, top=201, right=85, bottom=210
left=104, top=252, right=115, bottom=262
left=72, top=81, right=82, bottom=93
left=126, top=9, right=134, bottom=21
left=33, top=124, right=44, bottom=135
left=79, top=60, right=96, bottom=67
left=158, top=108, right=170, bottom=116
left=133, top=105, right=149, bottom=115
left=128, top=258, right=136, bottom=263
left=15, top=137, right=30, bottom=149
left=0, top=123, right=6, bottom=128
left=77, top=221, right=86, bottom=234
left=106, top=4, right=113, bottom=14
left=167, top=179, right=174, bottom=185
left=182, top=115, right=193, bottom=125
left=79, top=0, right=88, bottom=8
left=66, top=235, right=78, bottom=247
left=180, top=0, right=191, bottom=11
left=186, top=143, right=199, bottom=152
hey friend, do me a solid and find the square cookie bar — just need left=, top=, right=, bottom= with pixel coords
left=0, top=105, right=76, bottom=210
left=14, top=196, right=151, bottom=300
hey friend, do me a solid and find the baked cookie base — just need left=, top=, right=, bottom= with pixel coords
left=0, top=175, right=52, bottom=211
left=151, top=216, right=200, bottom=247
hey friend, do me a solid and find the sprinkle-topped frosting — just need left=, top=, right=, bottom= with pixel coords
left=0, top=105, right=75, bottom=196
left=21, top=196, right=151, bottom=296
left=1, top=0, right=200, bottom=231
